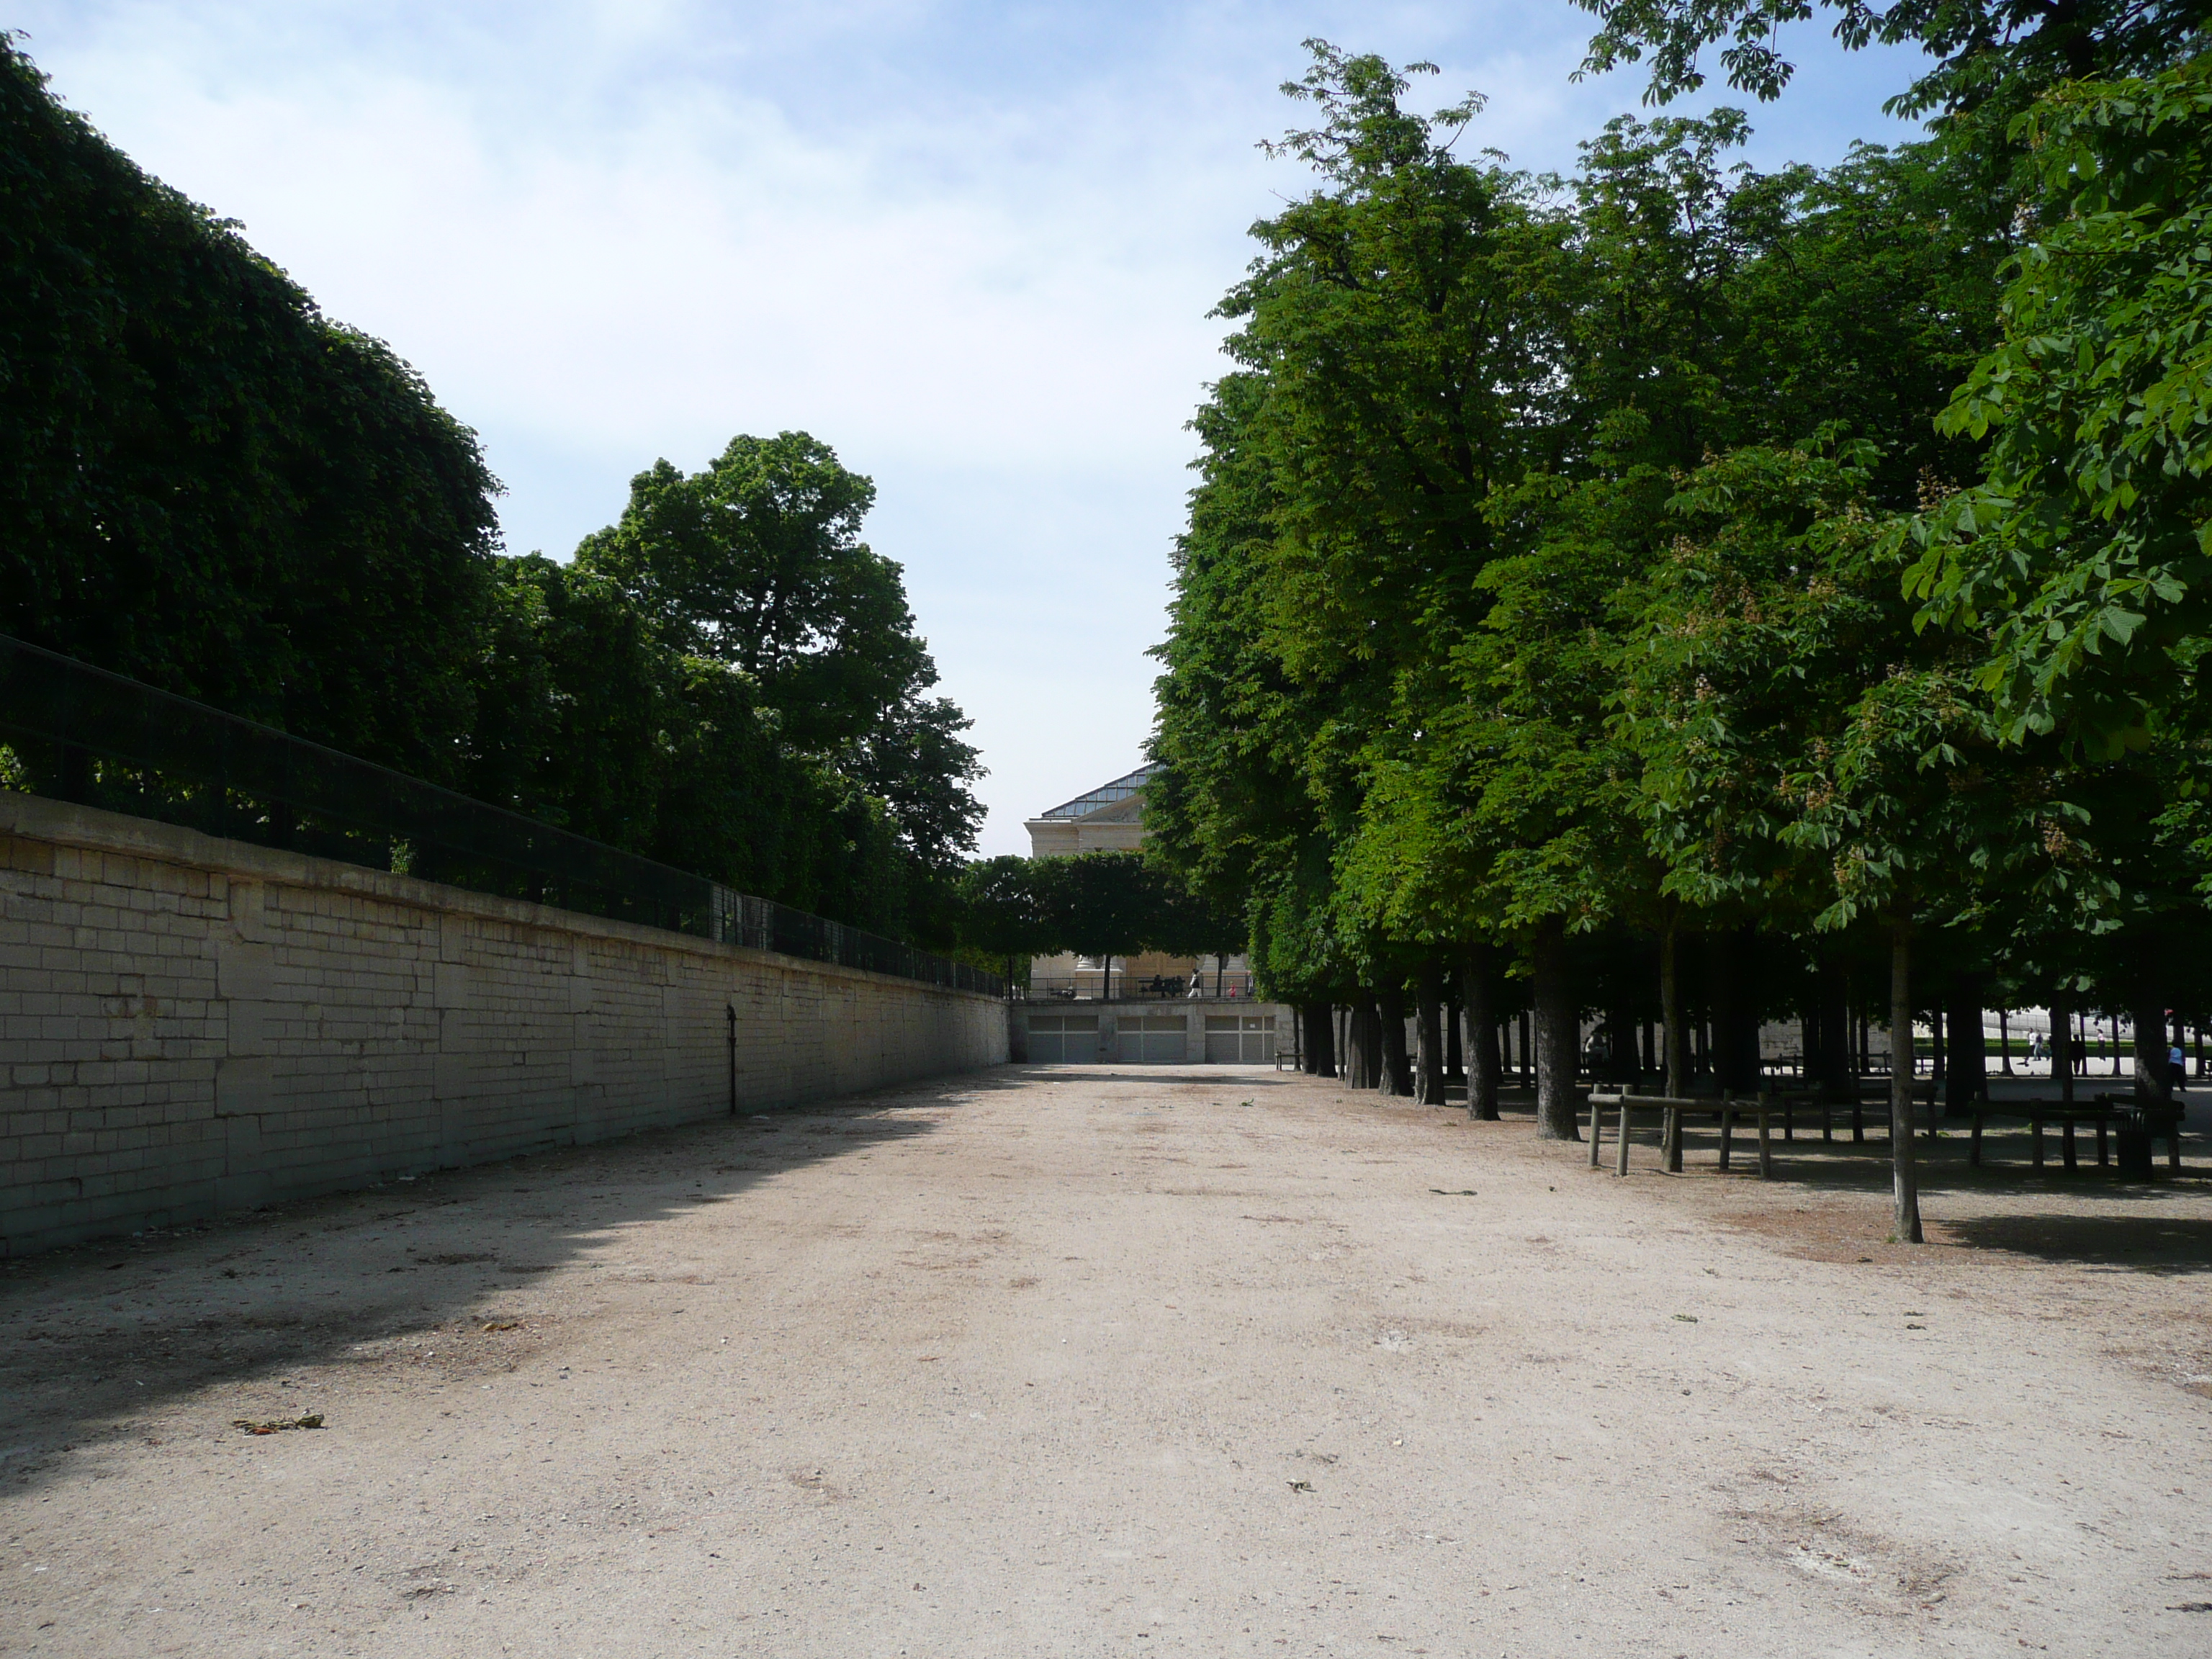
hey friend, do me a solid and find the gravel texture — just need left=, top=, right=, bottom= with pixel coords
left=4, top=1062, right=2209, bottom=1657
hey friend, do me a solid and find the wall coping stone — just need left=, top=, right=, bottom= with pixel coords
left=0, top=789, right=996, bottom=1004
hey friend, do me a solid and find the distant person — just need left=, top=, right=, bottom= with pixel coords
left=2171, top=1042, right=2188, bottom=1094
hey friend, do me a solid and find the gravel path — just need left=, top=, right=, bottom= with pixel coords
left=4, top=1063, right=2209, bottom=1657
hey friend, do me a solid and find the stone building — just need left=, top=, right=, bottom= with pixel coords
left=1017, top=767, right=1282, bottom=1065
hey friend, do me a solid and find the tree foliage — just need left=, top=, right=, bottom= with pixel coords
left=1, top=36, right=985, bottom=945
left=1154, top=34, right=2212, bottom=1208
left=0, top=35, right=498, bottom=779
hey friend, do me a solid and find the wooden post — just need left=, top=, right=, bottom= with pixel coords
left=2033, top=1115, right=2045, bottom=1171
left=1616, top=1098, right=1633, bottom=1177
left=1970, top=1112, right=1983, bottom=1166
left=1665, top=1106, right=1683, bottom=1173
left=1588, top=1094, right=1605, bottom=1166
left=1756, top=1096, right=1773, bottom=1180
left=2096, top=1117, right=2109, bottom=1166
left=1719, top=1105, right=1734, bottom=1172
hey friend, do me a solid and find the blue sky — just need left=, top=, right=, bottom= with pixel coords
left=15, top=1, right=1930, bottom=853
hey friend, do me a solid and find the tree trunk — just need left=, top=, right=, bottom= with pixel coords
left=1346, top=999, right=1379, bottom=1089
left=1944, top=975, right=1985, bottom=1114
left=1412, top=967, right=1444, bottom=1105
left=1601, top=1004, right=1632, bottom=1085
left=1463, top=946, right=1500, bottom=1120
left=1661, top=920, right=1689, bottom=1102
left=1377, top=986, right=1413, bottom=1097
left=1302, top=1002, right=1336, bottom=1077
left=2133, top=999, right=2170, bottom=1102
left=1709, top=929, right=1763, bottom=1095
left=1444, top=988, right=1464, bottom=1084
left=1532, top=916, right=1581, bottom=1141
left=1815, top=953, right=1853, bottom=1101
left=1889, top=919, right=1923, bottom=1244
left=2050, top=989, right=2074, bottom=1105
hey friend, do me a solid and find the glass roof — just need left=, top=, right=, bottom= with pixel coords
left=1038, top=765, right=1155, bottom=819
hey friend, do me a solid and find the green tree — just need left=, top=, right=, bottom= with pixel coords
left=576, top=431, right=981, bottom=868
left=0, top=37, right=500, bottom=778
left=1572, top=0, right=2206, bottom=114
left=1907, top=60, right=2212, bottom=759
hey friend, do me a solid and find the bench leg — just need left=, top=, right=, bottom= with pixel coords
left=1719, top=1109, right=1734, bottom=1172
left=1852, top=1101, right=1864, bottom=1143
left=1758, top=1110, right=1773, bottom=1179
left=1822, top=1101, right=1833, bottom=1143
left=1784, top=1102, right=1794, bottom=1143
left=2096, top=1120, right=2108, bottom=1167
left=1971, top=1116, right=1983, bottom=1167
left=2063, top=1119, right=2077, bottom=1172
left=1665, top=1108, right=1683, bottom=1174
left=2033, top=1118, right=2044, bottom=1171
left=2171, top=1132, right=2182, bottom=1172
left=1616, top=1103, right=1632, bottom=1177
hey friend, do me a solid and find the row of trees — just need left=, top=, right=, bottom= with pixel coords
left=0, top=38, right=983, bottom=944
left=1148, top=13, right=2211, bottom=1238
left=956, top=851, right=1245, bottom=981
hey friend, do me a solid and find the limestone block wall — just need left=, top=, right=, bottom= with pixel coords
left=0, top=793, right=1007, bottom=1254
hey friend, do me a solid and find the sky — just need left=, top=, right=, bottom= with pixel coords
left=14, top=1, right=1930, bottom=853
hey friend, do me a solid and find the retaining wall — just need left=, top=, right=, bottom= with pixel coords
left=0, top=793, right=1007, bottom=1254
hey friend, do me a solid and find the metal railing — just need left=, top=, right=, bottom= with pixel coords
left=1022, top=972, right=1259, bottom=1002
left=0, top=634, right=1000, bottom=997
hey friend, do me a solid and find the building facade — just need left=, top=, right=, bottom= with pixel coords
left=1019, top=766, right=1282, bottom=1064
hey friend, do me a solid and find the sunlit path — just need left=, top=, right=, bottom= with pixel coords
left=5, top=1066, right=2206, bottom=1656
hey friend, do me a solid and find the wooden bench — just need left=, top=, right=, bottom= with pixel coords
left=1966, top=1102, right=2116, bottom=1171
left=1635, top=1080, right=1936, bottom=1148
left=1587, top=1092, right=1783, bottom=1179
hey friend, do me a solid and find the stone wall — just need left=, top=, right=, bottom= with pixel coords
left=0, top=793, right=1007, bottom=1254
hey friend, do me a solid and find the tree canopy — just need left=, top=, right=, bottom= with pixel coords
left=1151, top=34, right=2212, bottom=1236
left=1, top=36, right=985, bottom=948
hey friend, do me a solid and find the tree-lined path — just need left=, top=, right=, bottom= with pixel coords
left=4, top=1069, right=2206, bottom=1656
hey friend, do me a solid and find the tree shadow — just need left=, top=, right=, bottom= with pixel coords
left=0, top=1072, right=985, bottom=1497
left=1011, top=1066, right=1306, bottom=1089
left=1936, top=1213, right=2212, bottom=1273
left=1601, top=1118, right=2208, bottom=1200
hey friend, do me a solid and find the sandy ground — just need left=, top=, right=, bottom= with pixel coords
left=4, top=1064, right=2211, bottom=1659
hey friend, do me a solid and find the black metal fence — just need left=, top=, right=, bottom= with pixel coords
left=0, top=634, right=1001, bottom=997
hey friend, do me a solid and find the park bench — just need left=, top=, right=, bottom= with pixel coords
left=1586, top=1091, right=1785, bottom=1179
left=1766, top=1080, right=1936, bottom=1144
left=1965, top=1102, right=2116, bottom=1171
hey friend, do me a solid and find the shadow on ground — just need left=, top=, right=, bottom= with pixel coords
left=1935, top=1213, right=2212, bottom=1272
left=0, top=1066, right=1046, bottom=1496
